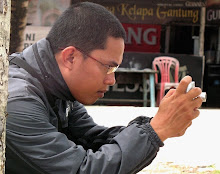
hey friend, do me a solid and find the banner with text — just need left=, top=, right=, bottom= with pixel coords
left=123, top=23, right=161, bottom=53
left=206, top=5, right=220, bottom=25
left=74, top=0, right=206, bottom=25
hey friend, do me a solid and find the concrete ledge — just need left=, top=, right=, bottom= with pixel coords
left=86, top=106, right=220, bottom=170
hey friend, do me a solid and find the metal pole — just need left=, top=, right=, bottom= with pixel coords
left=199, top=7, right=206, bottom=57
left=216, top=27, right=220, bottom=64
left=143, top=74, right=147, bottom=107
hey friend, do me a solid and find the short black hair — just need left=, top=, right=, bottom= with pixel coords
left=46, top=2, right=125, bottom=54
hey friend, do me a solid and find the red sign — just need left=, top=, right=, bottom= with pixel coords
left=122, top=23, right=161, bottom=53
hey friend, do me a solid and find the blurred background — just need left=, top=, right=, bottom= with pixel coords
left=10, top=0, right=220, bottom=108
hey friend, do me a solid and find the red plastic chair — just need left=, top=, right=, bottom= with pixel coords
left=152, top=56, right=179, bottom=106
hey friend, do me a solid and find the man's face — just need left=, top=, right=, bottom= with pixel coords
left=63, top=37, right=124, bottom=105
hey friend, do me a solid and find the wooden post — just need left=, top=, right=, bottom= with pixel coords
left=199, top=7, right=206, bottom=57
left=165, top=25, right=170, bottom=54
left=0, top=0, right=11, bottom=173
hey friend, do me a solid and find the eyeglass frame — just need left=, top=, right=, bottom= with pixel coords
left=59, top=46, right=119, bottom=74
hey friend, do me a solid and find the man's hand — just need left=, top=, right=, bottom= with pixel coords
left=150, top=76, right=203, bottom=142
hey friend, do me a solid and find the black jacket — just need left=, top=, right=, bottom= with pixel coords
left=6, top=38, right=163, bottom=174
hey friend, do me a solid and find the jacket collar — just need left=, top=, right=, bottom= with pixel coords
left=22, top=38, right=75, bottom=102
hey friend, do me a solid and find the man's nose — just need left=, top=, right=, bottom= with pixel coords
left=104, top=72, right=116, bottom=86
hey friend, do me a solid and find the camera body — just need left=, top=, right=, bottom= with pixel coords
left=186, top=81, right=206, bottom=102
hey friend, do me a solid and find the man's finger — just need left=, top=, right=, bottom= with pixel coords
left=175, top=76, right=192, bottom=95
left=163, top=89, right=176, bottom=98
left=187, top=87, right=202, bottom=100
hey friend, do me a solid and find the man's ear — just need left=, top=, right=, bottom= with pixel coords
left=60, top=46, right=76, bottom=70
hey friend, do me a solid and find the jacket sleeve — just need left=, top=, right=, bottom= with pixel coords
left=6, top=98, right=163, bottom=174
left=66, top=101, right=126, bottom=151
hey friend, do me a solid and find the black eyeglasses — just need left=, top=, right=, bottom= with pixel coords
left=75, top=47, right=119, bottom=74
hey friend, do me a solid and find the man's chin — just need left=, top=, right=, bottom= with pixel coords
left=77, top=98, right=99, bottom=105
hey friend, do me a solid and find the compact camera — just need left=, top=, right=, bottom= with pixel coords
left=186, top=81, right=206, bottom=102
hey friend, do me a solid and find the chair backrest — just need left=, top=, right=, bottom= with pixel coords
left=152, top=56, right=179, bottom=84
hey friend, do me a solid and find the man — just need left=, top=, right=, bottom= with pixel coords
left=6, top=2, right=203, bottom=174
